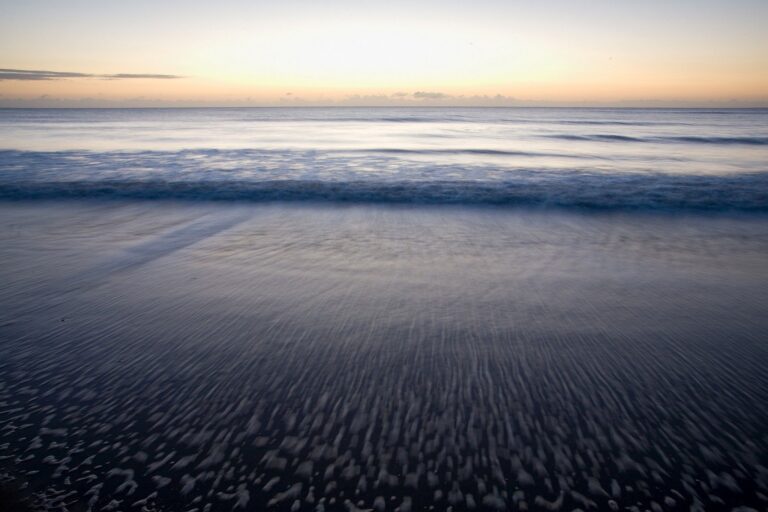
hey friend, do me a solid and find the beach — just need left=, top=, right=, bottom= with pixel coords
left=1, top=200, right=767, bottom=510
left=1, top=107, right=767, bottom=510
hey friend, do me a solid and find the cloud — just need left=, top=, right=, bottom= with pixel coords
left=0, top=68, right=183, bottom=80
left=103, top=73, right=183, bottom=80
left=0, top=69, right=91, bottom=80
left=341, top=94, right=394, bottom=105
left=340, top=92, right=521, bottom=106
left=413, top=91, right=448, bottom=100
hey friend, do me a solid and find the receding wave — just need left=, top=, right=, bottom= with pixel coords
left=549, top=134, right=768, bottom=145
left=2, top=176, right=767, bottom=211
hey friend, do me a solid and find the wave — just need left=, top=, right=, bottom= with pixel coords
left=2, top=175, right=767, bottom=211
left=549, top=134, right=768, bottom=145
left=350, top=148, right=588, bottom=158
left=1, top=149, right=766, bottom=211
left=670, top=136, right=768, bottom=145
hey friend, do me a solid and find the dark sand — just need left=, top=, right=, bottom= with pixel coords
left=1, top=201, right=767, bottom=511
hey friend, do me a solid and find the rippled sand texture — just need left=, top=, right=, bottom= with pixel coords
left=1, top=202, right=767, bottom=512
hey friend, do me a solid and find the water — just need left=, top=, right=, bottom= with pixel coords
left=1, top=107, right=767, bottom=209
left=0, top=109, right=767, bottom=511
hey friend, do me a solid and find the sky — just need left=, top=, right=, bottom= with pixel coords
left=1, top=0, right=767, bottom=107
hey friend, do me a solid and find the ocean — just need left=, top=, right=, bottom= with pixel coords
left=1, top=107, right=767, bottom=209
left=0, top=108, right=767, bottom=511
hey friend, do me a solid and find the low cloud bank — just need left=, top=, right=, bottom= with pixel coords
left=0, top=68, right=183, bottom=80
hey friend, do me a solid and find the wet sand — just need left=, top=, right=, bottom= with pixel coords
left=1, top=201, right=767, bottom=511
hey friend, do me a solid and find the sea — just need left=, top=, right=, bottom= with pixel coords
left=0, top=108, right=767, bottom=511
left=0, top=107, right=767, bottom=209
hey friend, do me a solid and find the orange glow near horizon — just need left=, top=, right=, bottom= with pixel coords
left=1, top=1, right=767, bottom=107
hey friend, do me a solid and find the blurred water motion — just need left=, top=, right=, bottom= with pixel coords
left=1, top=108, right=768, bottom=210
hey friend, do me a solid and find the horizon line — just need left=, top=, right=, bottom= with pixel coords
left=1, top=105, right=768, bottom=110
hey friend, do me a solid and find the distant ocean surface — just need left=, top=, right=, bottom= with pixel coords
left=1, top=107, right=767, bottom=210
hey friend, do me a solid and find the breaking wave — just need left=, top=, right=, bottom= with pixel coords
left=1, top=147, right=766, bottom=211
left=2, top=177, right=767, bottom=211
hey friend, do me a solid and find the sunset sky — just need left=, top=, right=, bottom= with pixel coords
left=1, top=0, right=767, bottom=107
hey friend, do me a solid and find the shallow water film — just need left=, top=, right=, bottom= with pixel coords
left=1, top=202, right=767, bottom=512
